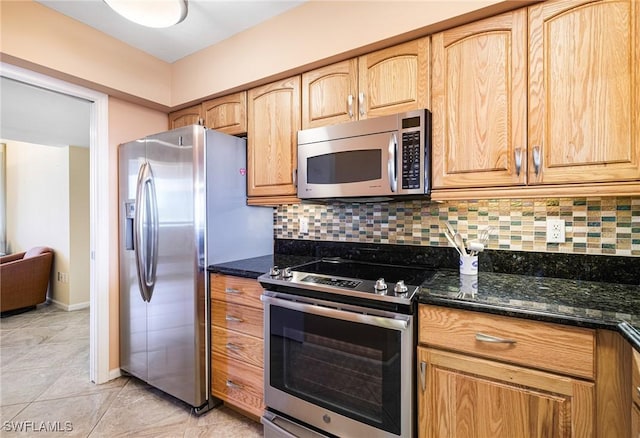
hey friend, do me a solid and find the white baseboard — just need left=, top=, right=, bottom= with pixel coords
left=50, top=299, right=90, bottom=311
left=109, top=368, right=122, bottom=381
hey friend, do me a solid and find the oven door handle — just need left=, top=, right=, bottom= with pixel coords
left=261, top=294, right=411, bottom=331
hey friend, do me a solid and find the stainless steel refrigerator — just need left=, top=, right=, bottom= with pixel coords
left=118, top=125, right=273, bottom=413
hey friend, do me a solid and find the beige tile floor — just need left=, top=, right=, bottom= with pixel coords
left=0, top=303, right=263, bottom=437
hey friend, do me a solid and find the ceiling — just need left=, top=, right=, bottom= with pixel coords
left=1, top=0, right=306, bottom=148
left=36, top=0, right=306, bottom=63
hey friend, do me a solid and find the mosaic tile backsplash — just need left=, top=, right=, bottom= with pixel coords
left=274, top=197, right=640, bottom=257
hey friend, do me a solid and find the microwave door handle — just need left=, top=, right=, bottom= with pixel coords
left=388, top=133, right=397, bottom=192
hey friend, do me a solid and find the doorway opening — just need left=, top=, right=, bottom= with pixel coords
left=1, top=62, right=111, bottom=384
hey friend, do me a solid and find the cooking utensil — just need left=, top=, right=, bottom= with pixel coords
left=467, top=240, right=484, bottom=256
left=445, top=221, right=457, bottom=239
left=467, top=241, right=484, bottom=256
left=441, top=222, right=463, bottom=256
left=454, top=232, right=468, bottom=256
left=444, top=230, right=463, bottom=256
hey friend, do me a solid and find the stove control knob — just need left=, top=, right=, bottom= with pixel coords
left=374, top=278, right=388, bottom=294
left=269, top=266, right=281, bottom=277
left=394, top=280, right=408, bottom=295
left=282, top=267, right=293, bottom=279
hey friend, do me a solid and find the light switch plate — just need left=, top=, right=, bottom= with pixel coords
left=546, top=219, right=565, bottom=243
left=299, top=217, right=309, bottom=234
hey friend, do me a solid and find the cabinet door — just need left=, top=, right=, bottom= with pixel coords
left=358, top=37, right=430, bottom=120
left=528, top=0, right=640, bottom=184
left=168, top=104, right=202, bottom=129
left=202, top=92, right=247, bottom=135
left=302, top=59, right=358, bottom=129
left=432, top=9, right=527, bottom=189
left=418, top=347, right=595, bottom=438
left=247, top=76, right=300, bottom=202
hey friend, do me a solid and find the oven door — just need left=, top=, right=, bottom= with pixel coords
left=262, top=292, right=414, bottom=438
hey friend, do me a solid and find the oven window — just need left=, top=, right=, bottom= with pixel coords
left=268, top=305, right=402, bottom=435
left=307, top=150, right=381, bottom=184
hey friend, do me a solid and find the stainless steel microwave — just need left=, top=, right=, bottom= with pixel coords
left=297, top=109, right=431, bottom=200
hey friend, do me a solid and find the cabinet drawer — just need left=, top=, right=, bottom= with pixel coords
left=212, top=352, right=264, bottom=417
left=212, top=300, right=263, bottom=338
left=419, top=305, right=595, bottom=379
left=212, top=326, right=263, bottom=369
left=210, top=273, right=263, bottom=309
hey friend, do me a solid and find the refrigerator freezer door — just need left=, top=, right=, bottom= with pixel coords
left=119, top=140, right=148, bottom=382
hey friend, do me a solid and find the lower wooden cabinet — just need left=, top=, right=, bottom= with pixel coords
left=417, top=347, right=594, bottom=437
left=210, top=273, right=265, bottom=417
left=632, top=348, right=640, bottom=438
left=418, top=304, right=633, bottom=438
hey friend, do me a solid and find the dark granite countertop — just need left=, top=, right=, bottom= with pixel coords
left=209, top=239, right=640, bottom=352
left=207, top=254, right=316, bottom=279
left=419, top=270, right=640, bottom=350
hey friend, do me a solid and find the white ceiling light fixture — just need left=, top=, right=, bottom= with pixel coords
left=103, top=0, right=188, bottom=28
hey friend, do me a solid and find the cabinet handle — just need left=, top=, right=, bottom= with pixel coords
left=532, top=146, right=541, bottom=176
left=475, top=332, right=517, bottom=344
left=514, top=148, right=523, bottom=176
left=347, top=94, right=354, bottom=118
left=293, top=168, right=298, bottom=188
left=358, top=92, right=365, bottom=116
left=225, top=315, right=244, bottom=323
left=419, top=361, right=427, bottom=392
left=226, top=342, right=242, bottom=351
left=225, top=287, right=241, bottom=294
left=226, top=379, right=244, bottom=389
left=636, top=386, right=640, bottom=398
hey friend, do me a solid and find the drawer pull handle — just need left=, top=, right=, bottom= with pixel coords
left=637, top=387, right=640, bottom=398
left=226, top=342, right=241, bottom=351
left=419, top=361, right=427, bottom=392
left=226, top=379, right=244, bottom=389
left=225, top=287, right=241, bottom=294
left=475, top=332, right=517, bottom=344
left=225, top=315, right=244, bottom=323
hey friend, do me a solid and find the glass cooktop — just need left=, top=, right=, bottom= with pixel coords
left=295, top=258, right=434, bottom=287
left=258, top=258, right=435, bottom=306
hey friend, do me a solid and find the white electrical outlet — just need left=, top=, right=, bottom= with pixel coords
left=299, top=217, right=309, bottom=234
left=546, top=219, right=566, bottom=243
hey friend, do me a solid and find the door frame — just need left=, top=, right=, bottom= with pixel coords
left=1, top=62, right=111, bottom=384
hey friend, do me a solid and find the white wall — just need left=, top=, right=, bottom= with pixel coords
left=4, top=140, right=89, bottom=308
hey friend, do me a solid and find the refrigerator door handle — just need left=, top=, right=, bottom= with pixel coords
left=134, top=162, right=159, bottom=302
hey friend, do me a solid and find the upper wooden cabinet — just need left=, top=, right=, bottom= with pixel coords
left=302, top=59, right=358, bottom=129
left=169, top=92, right=247, bottom=134
left=432, top=0, right=640, bottom=198
left=528, top=0, right=640, bottom=185
left=432, top=9, right=528, bottom=189
left=301, top=37, right=430, bottom=129
left=202, top=91, right=247, bottom=135
left=359, top=37, right=430, bottom=120
left=247, top=76, right=301, bottom=205
left=168, top=104, right=202, bottom=129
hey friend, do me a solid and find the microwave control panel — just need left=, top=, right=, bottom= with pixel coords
left=401, top=131, right=421, bottom=189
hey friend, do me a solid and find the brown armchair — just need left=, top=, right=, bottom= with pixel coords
left=1, top=247, right=54, bottom=313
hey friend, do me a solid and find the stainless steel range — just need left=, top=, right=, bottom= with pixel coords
left=259, top=258, right=435, bottom=438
